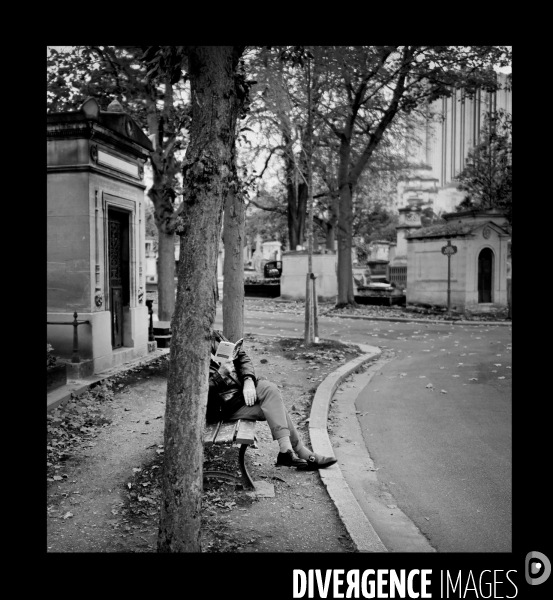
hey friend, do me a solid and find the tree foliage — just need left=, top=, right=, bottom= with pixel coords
left=47, top=45, right=190, bottom=321
left=357, top=206, right=399, bottom=243
left=240, top=46, right=512, bottom=307
left=455, top=109, right=512, bottom=223
left=304, top=46, right=511, bottom=307
left=245, top=192, right=288, bottom=245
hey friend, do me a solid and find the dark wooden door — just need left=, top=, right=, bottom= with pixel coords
left=478, top=248, right=493, bottom=303
left=109, top=215, right=123, bottom=347
left=108, top=209, right=130, bottom=348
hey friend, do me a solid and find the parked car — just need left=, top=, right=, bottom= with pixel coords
left=263, top=260, right=282, bottom=278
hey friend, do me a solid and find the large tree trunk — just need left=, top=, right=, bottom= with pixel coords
left=286, top=180, right=308, bottom=249
left=297, top=182, right=308, bottom=245
left=325, top=222, right=336, bottom=251
left=326, top=195, right=339, bottom=251
left=284, top=131, right=308, bottom=250
left=336, top=182, right=357, bottom=307
left=286, top=180, right=299, bottom=250
left=147, top=77, right=178, bottom=322
left=157, top=230, right=175, bottom=321
left=335, top=137, right=356, bottom=307
left=158, top=45, right=242, bottom=553
left=222, top=184, right=245, bottom=342
left=149, top=183, right=177, bottom=321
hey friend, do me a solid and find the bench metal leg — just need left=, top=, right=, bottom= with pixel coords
left=238, top=444, right=256, bottom=490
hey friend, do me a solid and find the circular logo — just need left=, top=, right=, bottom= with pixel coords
left=526, top=551, right=551, bottom=585
left=125, top=119, right=133, bottom=137
left=483, top=226, right=491, bottom=239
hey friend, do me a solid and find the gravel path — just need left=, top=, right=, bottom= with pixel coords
left=47, top=336, right=362, bottom=552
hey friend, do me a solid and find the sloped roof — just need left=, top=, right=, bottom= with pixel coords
left=407, top=220, right=511, bottom=240
left=47, top=97, right=153, bottom=152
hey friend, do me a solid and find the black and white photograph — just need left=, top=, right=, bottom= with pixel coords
left=47, top=46, right=517, bottom=576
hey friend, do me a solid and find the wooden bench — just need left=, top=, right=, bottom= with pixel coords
left=203, top=419, right=257, bottom=490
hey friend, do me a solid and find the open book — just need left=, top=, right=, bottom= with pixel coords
left=211, top=338, right=244, bottom=364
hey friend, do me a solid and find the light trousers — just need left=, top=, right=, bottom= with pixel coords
left=227, top=379, right=300, bottom=444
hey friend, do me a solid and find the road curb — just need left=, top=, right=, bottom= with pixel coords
left=242, top=302, right=511, bottom=327
left=321, top=313, right=511, bottom=327
left=47, top=348, right=170, bottom=412
left=308, top=344, right=388, bottom=552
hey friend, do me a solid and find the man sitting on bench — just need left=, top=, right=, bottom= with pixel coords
left=207, top=330, right=337, bottom=471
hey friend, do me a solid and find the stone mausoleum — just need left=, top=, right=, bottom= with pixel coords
left=405, top=209, right=511, bottom=312
left=47, top=98, right=154, bottom=376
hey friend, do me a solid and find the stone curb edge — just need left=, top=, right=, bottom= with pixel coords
left=308, top=343, right=388, bottom=553
left=47, top=349, right=170, bottom=413
left=242, top=302, right=510, bottom=327
left=322, top=313, right=511, bottom=327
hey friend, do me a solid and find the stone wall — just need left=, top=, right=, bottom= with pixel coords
left=406, top=238, right=467, bottom=309
left=47, top=172, right=92, bottom=312
left=280, top=252, right=337, bottom=301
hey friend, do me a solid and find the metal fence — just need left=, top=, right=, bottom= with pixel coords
left=46, top=312, right=90, bottom=363
left=388, top=265, right=407, bottom=288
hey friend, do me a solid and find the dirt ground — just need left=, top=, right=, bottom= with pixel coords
left=47, top=334, right=364, bottom=552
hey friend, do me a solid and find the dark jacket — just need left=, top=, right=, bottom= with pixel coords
left=206, top=330, right=257, bottom=423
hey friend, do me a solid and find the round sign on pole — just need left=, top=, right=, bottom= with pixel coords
left=441, top=240, right=458, bottom=256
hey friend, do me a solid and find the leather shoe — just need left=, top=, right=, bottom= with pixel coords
left=275, top=449, right=307, bottom=468
left=302, top=454, right=337, bottom=470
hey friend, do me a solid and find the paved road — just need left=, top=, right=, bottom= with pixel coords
left=215, top=306, right=512, bottom=552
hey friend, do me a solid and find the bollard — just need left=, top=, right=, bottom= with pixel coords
left=146, top=299, right=154, bottom=342
left=72, top=311, right=81, bottom=363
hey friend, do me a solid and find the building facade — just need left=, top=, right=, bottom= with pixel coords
left=406, top=210, right=511, bottom=312
left=47, top=98, right=153, bottom=375
left=396, top=73, right=512, bottom=215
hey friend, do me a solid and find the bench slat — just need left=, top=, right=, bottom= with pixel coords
left=235, top=420, right=256, bottom=445
left=204, top=422, right=221, bottom=446
left=213, top=421, right=238, bottom=444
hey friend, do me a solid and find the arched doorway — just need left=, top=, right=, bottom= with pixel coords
left=478, top=248, right=494, bottom=303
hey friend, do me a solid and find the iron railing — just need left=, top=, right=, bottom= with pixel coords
left=388, top=265, right=407, bottom=288
left=47, top=312, right=90, bottom=363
